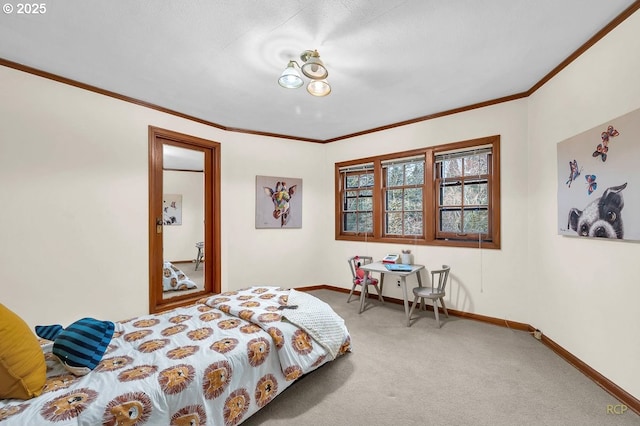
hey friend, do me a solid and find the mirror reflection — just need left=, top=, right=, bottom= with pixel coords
left=162, top=145, right=205, bottom=299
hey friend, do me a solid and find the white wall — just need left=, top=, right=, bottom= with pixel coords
left=323, top=100, right=531, bottom=323
left=163, top=170, right=204, bottom=262
left=0, top=65, right=327, bottom=327
left=526, top=10, right=640, bottom=399
left=0, top=8, right=638, bottom=401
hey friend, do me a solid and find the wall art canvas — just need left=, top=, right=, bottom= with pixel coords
left=163, top=194, right=182, bottom=225
left=557, top=107, right=640, bottom=241
left=256, top=176, right=302, bottom=229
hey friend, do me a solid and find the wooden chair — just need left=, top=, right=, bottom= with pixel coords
left=347, top=256, right=384, bottom=313
left=408, top=265, right=450, bottom=327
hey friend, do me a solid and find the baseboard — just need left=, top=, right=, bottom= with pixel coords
left=303, top=284, right=639, bottom=415
left=540, top=334, right=639, bottom=415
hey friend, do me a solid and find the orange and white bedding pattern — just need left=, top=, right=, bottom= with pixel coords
left=0, top=287, right=351, bottom=425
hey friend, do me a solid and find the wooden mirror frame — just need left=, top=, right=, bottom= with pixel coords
left=148, top=126, right=221, bottom=313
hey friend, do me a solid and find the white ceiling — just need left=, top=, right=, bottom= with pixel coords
left=163, top=145, right=204, bottom=171
left=1, top=1, right=636, bottom=142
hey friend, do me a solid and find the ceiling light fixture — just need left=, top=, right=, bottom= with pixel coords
left=278, top=49, right=331, bottom=97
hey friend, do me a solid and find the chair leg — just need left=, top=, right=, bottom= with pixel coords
left=408, top=296, right=419, bottom=320
left=433, top=300, right=440, bottom=328
left=359, top=284, right=367, bottom=314
left=347, top=284, right=356, bottom=303
left=440, top=298, right=449, bottom=317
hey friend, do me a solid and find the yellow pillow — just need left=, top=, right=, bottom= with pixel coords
left=0, top=303, right=46, bottom=399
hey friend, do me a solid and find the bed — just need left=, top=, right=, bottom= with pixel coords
left=0, top=286, right=351, bottom=425
left=163, top=261, right=198, bottom=292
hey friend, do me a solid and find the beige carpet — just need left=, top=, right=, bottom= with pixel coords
left=243, top=289, right=638, bottom=426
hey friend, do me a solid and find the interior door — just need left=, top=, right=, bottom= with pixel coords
left=148, top=126, right=221, bottom=313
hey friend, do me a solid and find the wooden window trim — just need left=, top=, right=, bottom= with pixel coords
left=335, top=135, right=501, bottom=249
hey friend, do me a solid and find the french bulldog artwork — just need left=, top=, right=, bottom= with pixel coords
left=567, top=183, right=627, bottom=239
left=557, top=107, right=640, bottom=242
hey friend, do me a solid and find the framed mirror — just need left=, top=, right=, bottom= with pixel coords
left=148, top=126, right=221, bottom=313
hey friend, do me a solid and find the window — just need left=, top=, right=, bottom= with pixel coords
left=382, top=156, right=424, bottom=237
left=435, top=148, right=491, bottom=240
left=342, top=165, right=374, bottom=234
left=335, top=135, right=500, bottom=249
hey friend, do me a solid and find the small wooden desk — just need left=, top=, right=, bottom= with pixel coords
left=358, top=261, right=425, bottom=326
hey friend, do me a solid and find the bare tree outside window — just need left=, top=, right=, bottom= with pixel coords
left=343, top=170, right=374, bottom=234
left=335, top=135, right=500, bottom=249
left=384, top=160, right=424, bottom=237
left=437, top=152, right=490, bottom=238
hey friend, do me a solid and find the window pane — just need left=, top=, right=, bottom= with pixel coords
left=346, top=175, right=359, bottom=188
left=386, top=212, right=402, bottom=234
left=386, top=165, right=404, bottom=186
left=358, top=197, right=372, bottom=211
left=405, top=162, right=424, bottom=185
left=463, top=181, right=488, bottom=205
left=386, top=189, right=403, bottom=211
left=440, top=210, right=461, bottom=232
left=343, top=213, right=357, bottom=232
left=404, top=212, right=423, bottom=235
left=463, top=209, right=488, bottom=233
left=359, top=212, right=373, bottom=233
left=360, top=173, right=374, bottom=187
left=440, top=184, right=461, bottom=206
left=464, top=154, right=488, bottom=176
left=442, top=158, right=462, bottom=178
left=404, top=188, right=422, bottom=210
left=345, top=198, right=357, bottom=211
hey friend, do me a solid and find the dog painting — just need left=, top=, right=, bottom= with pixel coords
left=567, top=183, right=627, bottom=239
left=557, top=107, right=640, bottom=242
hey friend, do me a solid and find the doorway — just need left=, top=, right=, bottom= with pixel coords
left=148, top=126, right=221, bottom=313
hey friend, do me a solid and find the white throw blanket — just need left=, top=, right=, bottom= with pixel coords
left=281, top=289, right=348, bottom=360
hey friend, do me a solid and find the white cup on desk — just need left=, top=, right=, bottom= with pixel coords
left=401, top=253, right=412, bottom=265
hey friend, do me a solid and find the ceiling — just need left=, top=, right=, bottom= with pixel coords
left=163, top=144, right=204, bottom=172
left=1, top=1, right=637, bottom=142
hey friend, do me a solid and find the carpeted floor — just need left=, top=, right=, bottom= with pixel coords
left=243, top=289, right=638, bottom=426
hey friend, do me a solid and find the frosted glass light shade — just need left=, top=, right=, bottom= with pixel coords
left=278, top=62, right=304, bottom=89
left=301, top=51, right=328, bottom=80
left=306, top=79, right=331, bottom=97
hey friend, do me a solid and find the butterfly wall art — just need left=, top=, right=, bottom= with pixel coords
left=592, top=125, right=619, bottom=162
left=557, top=107, right=640, bottom=242
left=585, top=174, right=597, bottom=195
left=565, top=159, right=582, bottom=187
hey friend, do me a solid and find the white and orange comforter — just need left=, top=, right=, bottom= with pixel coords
left=0, top=287, right=351, bottom=425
